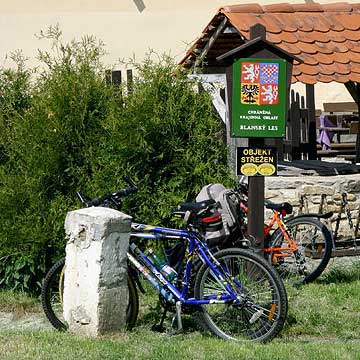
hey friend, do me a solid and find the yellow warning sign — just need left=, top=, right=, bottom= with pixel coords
left=237, top=147, right=277, bottom=177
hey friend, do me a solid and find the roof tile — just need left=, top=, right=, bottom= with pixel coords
left=316, top=74, right=335, bottom=83
left=225, top=13, right=281, bottom=33
left=182, top=2, right=360, bottom=84
left=342, top=29, right=360, bottom=41
left=280, top=42, right=302, bottom=55
left=292, top=3, right=323, bottom=12
left=317, top=63, right=336, bottom=75
left=331, top=52, right=351, bottom=64
left=322, top=2, right=353, bottom=12
left=314, top=41, right=338, bottom=54
left=313, top=52, right=335, bottom=65
left=348, top=51, right=360, bottom=62
left=347, top=41, right=360, bottom=52
left=294, top=31, right=318, bottom=44
left=299, top=53, right=319, bottom=65
left=323, top=14, right=345, bottom=31
left=297, top=63, right=319, bottom=75
left=257, top=15, right=283, bottom=33
left=292, top=66, right=302, bottom=76
left=272, top=14, right=298, bottom=32
left=335, top=14, right=360, bottom=30
left=296, top=41, right=320, bottom=54
left=266, top=32, right=282, bottom=44
left=332, top=63, right=351, bottom=74
left=308, top=31, right=331, bottom=43
left=330, top=41, right=351, bottom=53
left=332, top=74, right=350, bottom=83
left=309, top=15, right=333, bottom=32
left=221, top=4, right=264, bottom=14
left=278, top=31, right=298, bottom=43
left=263, top=3, right=295, bottom=13
left=296, top=73, right=317, bottom=84
left=293, top=14, right=315, bottom=32
left=349, top=73, right=360, bottom=82
left=326, top=30, right=347, bottom=43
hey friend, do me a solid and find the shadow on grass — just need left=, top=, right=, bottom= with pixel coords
left=135, top=297, right=203, bottom=336
left=318, top=261, right=360, bottom=284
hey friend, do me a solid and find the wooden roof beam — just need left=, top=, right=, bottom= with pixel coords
left=194, top=17, right=228, bottom=70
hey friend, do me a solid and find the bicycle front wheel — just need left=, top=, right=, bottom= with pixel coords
left=194, top=248, right=287, bottom=342
left=41, top=257, right=139, bottom=330
left=268, top=217, right=333, bottom=284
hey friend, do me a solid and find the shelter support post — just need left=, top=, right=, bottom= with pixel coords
left=306, top=84, right=317, bottom=160
left=345, top=81, right=360, bottom=163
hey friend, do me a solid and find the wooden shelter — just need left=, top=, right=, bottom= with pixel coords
left=180, top=2, right=360, bottom=163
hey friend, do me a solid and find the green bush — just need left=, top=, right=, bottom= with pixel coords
left=0, top=28, right=232, bottom=294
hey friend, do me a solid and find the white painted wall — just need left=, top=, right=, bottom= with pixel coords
left=0, top=0, right=357, bottom=107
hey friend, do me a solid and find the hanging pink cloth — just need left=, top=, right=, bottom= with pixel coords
left=317, top=115, right=334, bottom=150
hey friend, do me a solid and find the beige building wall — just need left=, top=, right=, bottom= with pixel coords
left=0, top=0, right=357, bottom=108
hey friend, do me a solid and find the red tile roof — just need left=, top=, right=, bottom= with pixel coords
left=180, top=2, right=360, bottom=84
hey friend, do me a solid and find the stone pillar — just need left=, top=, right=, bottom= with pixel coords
left=63, top=207, right=132, bottom=337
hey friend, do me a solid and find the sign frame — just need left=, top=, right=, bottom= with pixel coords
left=231, top=58, right=287, bottom=138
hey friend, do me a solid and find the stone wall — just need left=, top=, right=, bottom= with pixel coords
left=265, top=174, right=360, bottom=239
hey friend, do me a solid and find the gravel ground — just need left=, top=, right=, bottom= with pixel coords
left=0, top=312, right=54, bottom=331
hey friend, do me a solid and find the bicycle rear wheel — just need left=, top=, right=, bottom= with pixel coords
left=41, top=257, right=139, bottom=330
left=194, top=248, right=287, bottom=342
left=268, top=217, right=333, bottom=284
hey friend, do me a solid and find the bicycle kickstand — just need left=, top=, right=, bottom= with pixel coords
left=169, top=301, right=183, bottom=335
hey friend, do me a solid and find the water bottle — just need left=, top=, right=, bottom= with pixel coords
left=148, top=248, right=177, bottom=282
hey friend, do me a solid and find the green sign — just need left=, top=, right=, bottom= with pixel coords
left=237, top=147, right=277, bottom=177
left=232, top=58, right=287, bottom=138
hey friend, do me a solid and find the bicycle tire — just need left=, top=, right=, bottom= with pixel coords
left=41, top=257, right=139, bottom=330
left=194, top=248, right=288, bottom=342
left=267, top=216, right=333, bottom=284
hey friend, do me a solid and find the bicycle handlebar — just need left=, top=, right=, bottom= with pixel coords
left=76, top=176, right=138, bottom=209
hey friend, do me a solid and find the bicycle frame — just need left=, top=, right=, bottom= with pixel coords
left=240, top=202, right=298, bottom=258
left=127, top=223, right=241, bottom=306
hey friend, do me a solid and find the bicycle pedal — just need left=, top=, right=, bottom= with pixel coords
left=249, top=309, right=264, bottom=324
left=166, top=328, right=184, bottom=337
left=151, top=324, right=166, bottom=333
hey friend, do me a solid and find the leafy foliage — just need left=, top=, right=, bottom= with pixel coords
left=0, top=29, right=232, bottom=294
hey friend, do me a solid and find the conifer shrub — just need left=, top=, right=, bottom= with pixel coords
left=0, top=28, right=232, bottom=293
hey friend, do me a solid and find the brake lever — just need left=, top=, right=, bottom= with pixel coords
left=76, top=191, right=88, bottom=207
left=110, top=196, right=122, bottom=210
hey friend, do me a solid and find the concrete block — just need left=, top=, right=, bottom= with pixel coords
left=63, top=207, right=132, bottom=337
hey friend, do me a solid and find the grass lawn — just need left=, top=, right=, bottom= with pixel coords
left=0, top=261, right=359, bottom=360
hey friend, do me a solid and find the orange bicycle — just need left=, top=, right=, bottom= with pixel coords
left=237, top=185, right=334, bottom=284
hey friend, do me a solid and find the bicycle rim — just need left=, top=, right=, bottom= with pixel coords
left=41, top=258, right=67, bottom=330
left=194, top=248, right=287, bottom=342
left=41, top=258, right=139, bottom=330
left=269, top=217, right=333, bottom=284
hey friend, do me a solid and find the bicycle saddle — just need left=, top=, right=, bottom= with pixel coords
left=265, top=201, right=293, bottom=215
left=178, top=199, right=216, bottom=212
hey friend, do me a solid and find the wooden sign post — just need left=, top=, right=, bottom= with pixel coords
left=217, top=24, right=300, bottom=255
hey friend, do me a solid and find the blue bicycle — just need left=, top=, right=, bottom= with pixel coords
left=42, top=179, right=288, bottom=342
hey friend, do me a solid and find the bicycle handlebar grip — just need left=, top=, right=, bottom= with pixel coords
left=125, top=186, right=138, bottom=195
left=115, top=186, right=138, bottom=197
left=87, top=197, right=101, bottom=207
